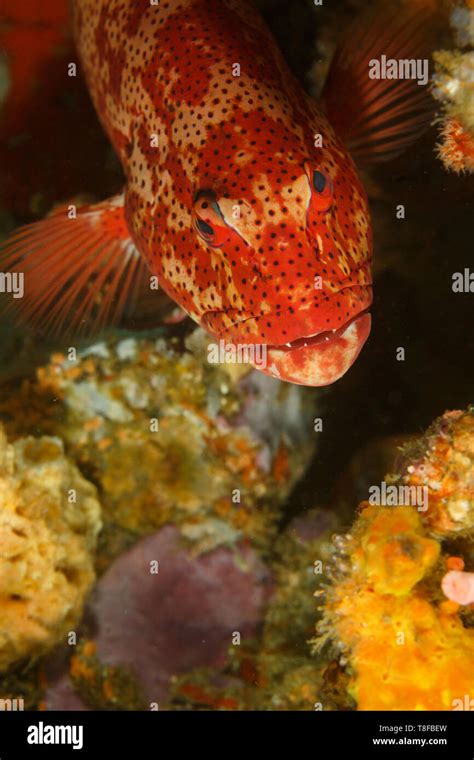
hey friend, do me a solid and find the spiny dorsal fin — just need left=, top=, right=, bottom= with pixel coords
left=322, top=4, right=437, bottom=163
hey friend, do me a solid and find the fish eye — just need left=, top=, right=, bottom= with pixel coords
left=196, top=217, right=215, bottom=238
left=304, top=163, right=333, bottom=212
left=313, top=170, right=327, bottom=193
left=192, top=190, right=231, bottom=247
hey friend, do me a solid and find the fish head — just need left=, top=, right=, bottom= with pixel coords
left=193, top=130, right=373, bottom=386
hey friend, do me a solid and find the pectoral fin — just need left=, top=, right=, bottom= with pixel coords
left=0, top=194, right=151, bottom=336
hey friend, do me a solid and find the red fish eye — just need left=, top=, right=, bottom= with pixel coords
left=304, top=163, right=333, bottom=212
left=193, top=191, right=231, bottom=247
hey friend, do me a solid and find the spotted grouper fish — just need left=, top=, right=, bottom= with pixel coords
left=0, top=0, right=432, bottom=385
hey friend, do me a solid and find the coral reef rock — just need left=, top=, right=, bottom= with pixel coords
left=433, top=2, right=474, bottom=173
left=170, top=508, right=340, bottom=711
left=400, top=408, right=474, bottom=536
left=0, top=426, right=101, bottom=672
left=315, top=407, right=474, bottom=710
left=45, top=525, right=272, bottom=709
left=1, top=329, right=317, bottom=556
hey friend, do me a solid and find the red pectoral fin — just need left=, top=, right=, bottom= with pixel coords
left=0, top=194, right=151, bottom=336
left=322, top=5, right=437, bottom=163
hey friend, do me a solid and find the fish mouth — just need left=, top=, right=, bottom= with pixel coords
left=262, top=310, right=371, bottom=386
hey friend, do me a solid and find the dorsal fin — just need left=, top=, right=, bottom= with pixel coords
left=322, top=5, right=436, bottom=163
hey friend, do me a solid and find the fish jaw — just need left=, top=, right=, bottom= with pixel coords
left=201, top=283, right=373, bottom=387
left=261, top=311, right=371, bottom=386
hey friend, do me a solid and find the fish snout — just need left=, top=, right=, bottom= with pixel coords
left=261, top=311, right=371, bottom=386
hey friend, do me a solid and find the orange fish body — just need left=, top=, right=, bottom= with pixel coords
left=73, top=0, right=372, bottom=385
left=1, top=0, right=432, bottom=386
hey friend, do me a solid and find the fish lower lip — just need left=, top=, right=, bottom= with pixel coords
left=268, top=310, right=369, bottom=351
left=263, top=311, right=372, bottom=386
